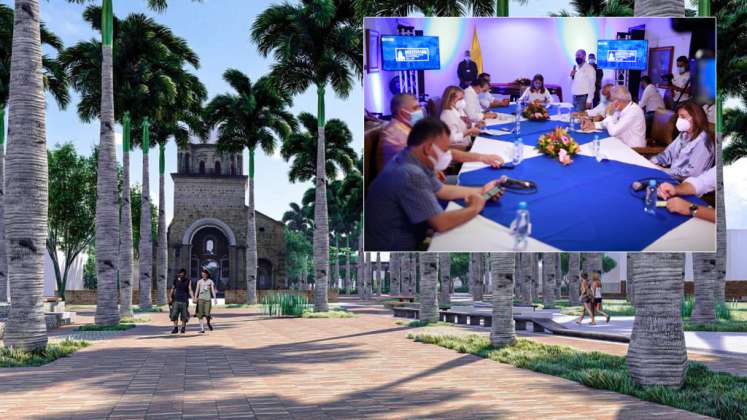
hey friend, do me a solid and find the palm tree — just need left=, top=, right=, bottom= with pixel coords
left=253, top=0, right=361, bottom=312
left=551, top=0, right=633, bottom=16
left=206, top=70, right=296, bottom=305
left=389, top=253, right=400, bottom=295
left=542, top=253, right=557, bottom=309
left=283, top=202, right=312, bottom=239
left=438, top=253, right=451, bottom=306
left=354, top=0, right=497, bottom=17
left=490, top=253, right=515, bottom=346
left=520, top=253, right=533, bottom=304
left=627, top=253, right=687, bottom=388
left=691, top=253, right=716, bottom=323
left=344, top=235, right=351, bottom=294
left=3, top=0, right=50, bottom=351
left=568, top=253, right=581, bottom=305
left=469, top=253, right=484, bottom=301
left=0, top=5, right=69, bottom=305
left=419, top=253, right=439, bottom=322
left=118, top=113, right=134, bottom=317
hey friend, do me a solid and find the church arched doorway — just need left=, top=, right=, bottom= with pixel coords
left=191, top=226, right=230, bottom=296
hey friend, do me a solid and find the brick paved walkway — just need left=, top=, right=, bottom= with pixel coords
left=0, top=304, right=711, bottom=419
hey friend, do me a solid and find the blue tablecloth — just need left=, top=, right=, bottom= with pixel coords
left=482, top=120, right=608, bottom=147
left=490, top=103, right=565, bottom=114
left=457, top=154, right=706, bottom=251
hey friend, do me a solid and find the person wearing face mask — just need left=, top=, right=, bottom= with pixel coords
left=588, top=54, right=604, bottom=107
left=440, top=85, right=481, bottom=148
left=365, top=118, right=504, bottom=251
left=650, top=102, right=714, bottom=179
left=657, top=166, right=716, bottom=223
left=458, top=50, right=478, bottom=89
left=517, top=74, right=553, bottom=104
left=638, top=75, right=666, bottom=137
left=477, top=73, right=510, bottom=109
left=582, top=85, right=646, bottom=148
left=670, top=56, right=691, bottom=105
left=464, top=78, right=498, bottom=123
left=380, top=93, right=504, bottom=173
left=570, top=49, right=596, bottom=112
left=575, top=83, right=614, bottom=122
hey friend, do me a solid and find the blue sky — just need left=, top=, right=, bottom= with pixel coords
left=6, top=0, right=746, bottom=229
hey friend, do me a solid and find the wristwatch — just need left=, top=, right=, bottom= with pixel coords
left=689, top=203, right=698, bottom=217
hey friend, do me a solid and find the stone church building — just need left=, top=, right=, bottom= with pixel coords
left=167, top=136, right=286, bottom=296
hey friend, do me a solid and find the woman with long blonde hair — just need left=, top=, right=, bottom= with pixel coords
left=440, top=85, right=481, bottom=147
left=591, top=271, right=610, bottom=323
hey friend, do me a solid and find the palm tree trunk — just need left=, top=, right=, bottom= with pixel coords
left=470, top=253, right=484, bottom=301
left=344, top=242, right=350, bottom=295
left=401, top=252, right=412, bottom=297
left=634, top=0, right=684, bottom=16
left=410, top=253, right=418, bottom=296
left=389, top=253, right=399, bottom=295
left=626, top=253, right=687, bottom=388
left=626, top=253, right=635, bottom=304
left=356, top=227, right=363, bottom=298
left=155, top=143, right=167, bottom=306
left=714, top=97, right=726, bottom=303
left=691, top=253, right=716, bottom=323
left=530, top=253, right=539, bottom=301
left=4, top=0, right=48, bottom=350
left=312, top=84, right=330, bottom=312
left=375, top=252, right=382, bottom=296
left=138, top=119, right=153, bottom=309
left=333, top=236, right=339, bottom=290
left=513, top=253, right=522, bottom=301
left=246, top=148, right=257, bottom=304
left=520, top=253, right=533, bottom=304
left=496, top=0, right=509, bottom=16
left=119, top=114, right=134, bottom=318
left=419, top=253, right=438, bottom=322
left=93, top=0, right=120, bottom=326
left=568, top=253, right=581, bottom=305
left=0, top=109, right=7, bottom=303
left=490, top=253, right=515, bottom=346
left=438, top=253, right=451, bottom=306
left=543, top=253, right=556, bottom=308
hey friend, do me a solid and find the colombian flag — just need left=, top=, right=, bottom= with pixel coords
left=470, top=26, right=483, bottom=75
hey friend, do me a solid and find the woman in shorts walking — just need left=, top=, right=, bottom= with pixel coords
left=195, top=269, right=218, bottom=333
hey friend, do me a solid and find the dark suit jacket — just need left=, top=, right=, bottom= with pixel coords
left=457, top=60, right=478, bottom=88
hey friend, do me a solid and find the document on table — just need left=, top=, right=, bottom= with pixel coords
left=481, top=128, right=512, bottom=137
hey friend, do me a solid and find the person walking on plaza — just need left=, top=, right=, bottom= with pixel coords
left=591, top=271, right=610, bottom=323
left=195, top=269, right=218, bottom=333
left=575, top=273, right=596, bottom=325
left=169, top=269, right=194, bottom=334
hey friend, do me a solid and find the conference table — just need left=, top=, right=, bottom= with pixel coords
left=427, top=103, right=716, bottom=252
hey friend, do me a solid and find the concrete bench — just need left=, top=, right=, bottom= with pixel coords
left=392, top=307, right=419, bottom=319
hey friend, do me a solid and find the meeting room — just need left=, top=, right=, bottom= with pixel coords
left=363, top=16, right=717, bottom=252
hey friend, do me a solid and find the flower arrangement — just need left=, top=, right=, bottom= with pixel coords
left=521, top=101, right=550, bottom=121
left=513, top=77, right=531, bottom=86
left=535, top=127, right=580, bottom=165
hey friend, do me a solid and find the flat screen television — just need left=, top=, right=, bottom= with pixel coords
left=381, top=35, right=440, bottom=71
left=597, top=39, right=649, bottom=70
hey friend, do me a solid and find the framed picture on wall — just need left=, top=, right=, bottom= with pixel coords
left=648, top=46, right=674, bottom=86
left=365, top=29, right=380, bottom=73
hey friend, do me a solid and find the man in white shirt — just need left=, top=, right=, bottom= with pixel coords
left=583, top=85, right=646, bottom=148
left=477, top=73, right=510, bottom=109
left=639, top=75, right=665, bottom=113
left=670, top=55, right=691, bottom=105
left=574, top=82, right=614, bottom=122
left=570, top=49, right=597, bottom=112
left=657, top=166, right=716, bottom=223
left=464, top=79, right=497, bottom=123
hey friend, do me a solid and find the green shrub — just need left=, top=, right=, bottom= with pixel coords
left=715, top=302, right=734, bottom=321
left=77, top=323, right=136, bottom=331
left=120, top=317, right=149, bottom=324
left=261, top=291, right=309, bottom=317
left=302, top=310, right=354, bottom=318
left=409, top=333, right=747, bottom=420
left=681, top=296, right=695, bottom=318
left=1, top=339, right=89, bottom=368
left=133, top=306, right=164, bottom=313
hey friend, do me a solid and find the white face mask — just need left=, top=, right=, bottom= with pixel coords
left=428, top=144, right=453, bottom=171
left=678, top=66, right=687, bottom=74
left=455, top=99, right=466, bottom=110
left=676, top=117, right=691, bottom=132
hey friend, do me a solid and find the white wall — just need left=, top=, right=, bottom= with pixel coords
left=43, top=251, right=88, bottom=296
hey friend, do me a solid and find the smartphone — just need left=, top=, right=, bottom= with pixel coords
left=482, top=185, right=504, bottom=200
left=500, top=162, right=515, bottom=169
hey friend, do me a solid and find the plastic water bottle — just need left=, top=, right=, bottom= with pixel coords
left=513, top=138, right=524, bottom=165
left=514, top=102, right=521, bottom=134
left=644, top=179, right=657, bottom=215
left=593, top=135, right=601, bottom=161
left=511, top=201, right=531, bottom=251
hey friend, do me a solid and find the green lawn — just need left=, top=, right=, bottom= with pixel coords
left=120, top=316, right=150, bottom=324
left=301, top=310, right=354, bottom=319
left=1, top=339, right=89, bottom=368
left=77, top=323, right=136, bottom=332
left=409, top=333, right=747, bottom=420
left=133, top=305, right=165, bottom=313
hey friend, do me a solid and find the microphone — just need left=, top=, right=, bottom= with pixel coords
left=631, top=181, right=644, bottom=191
left=500, top=175, right=536, bottom=190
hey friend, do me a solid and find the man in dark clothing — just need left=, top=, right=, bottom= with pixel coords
left=169, top=269, right=193, bottom=334
left=588, top=53, right=604, bottom=107
left=457, top=50, right=478, bottom=89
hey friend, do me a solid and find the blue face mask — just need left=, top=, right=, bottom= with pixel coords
left=408, top=109, right=424, bottom=126
left=600, top=96, right=608, bottom=106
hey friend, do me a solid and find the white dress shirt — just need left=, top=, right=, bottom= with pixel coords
left=479, top=91, right=494, bottom=109
left=684, top=166, right=716, bottom=196
left=672, top=71, right=691, bottom=103
left=587, top=98, right=607, bottom=118
left=571, top=62, right=596, bottom=105
left=440, top=108, right=472, bottom=147
left=463, top=86, right=484, bottom=122
left=639, top=84, right=665, bottom=112
left=595, top=101, right=646, bottom=148
left=518, top=87, right=553, bottom=104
